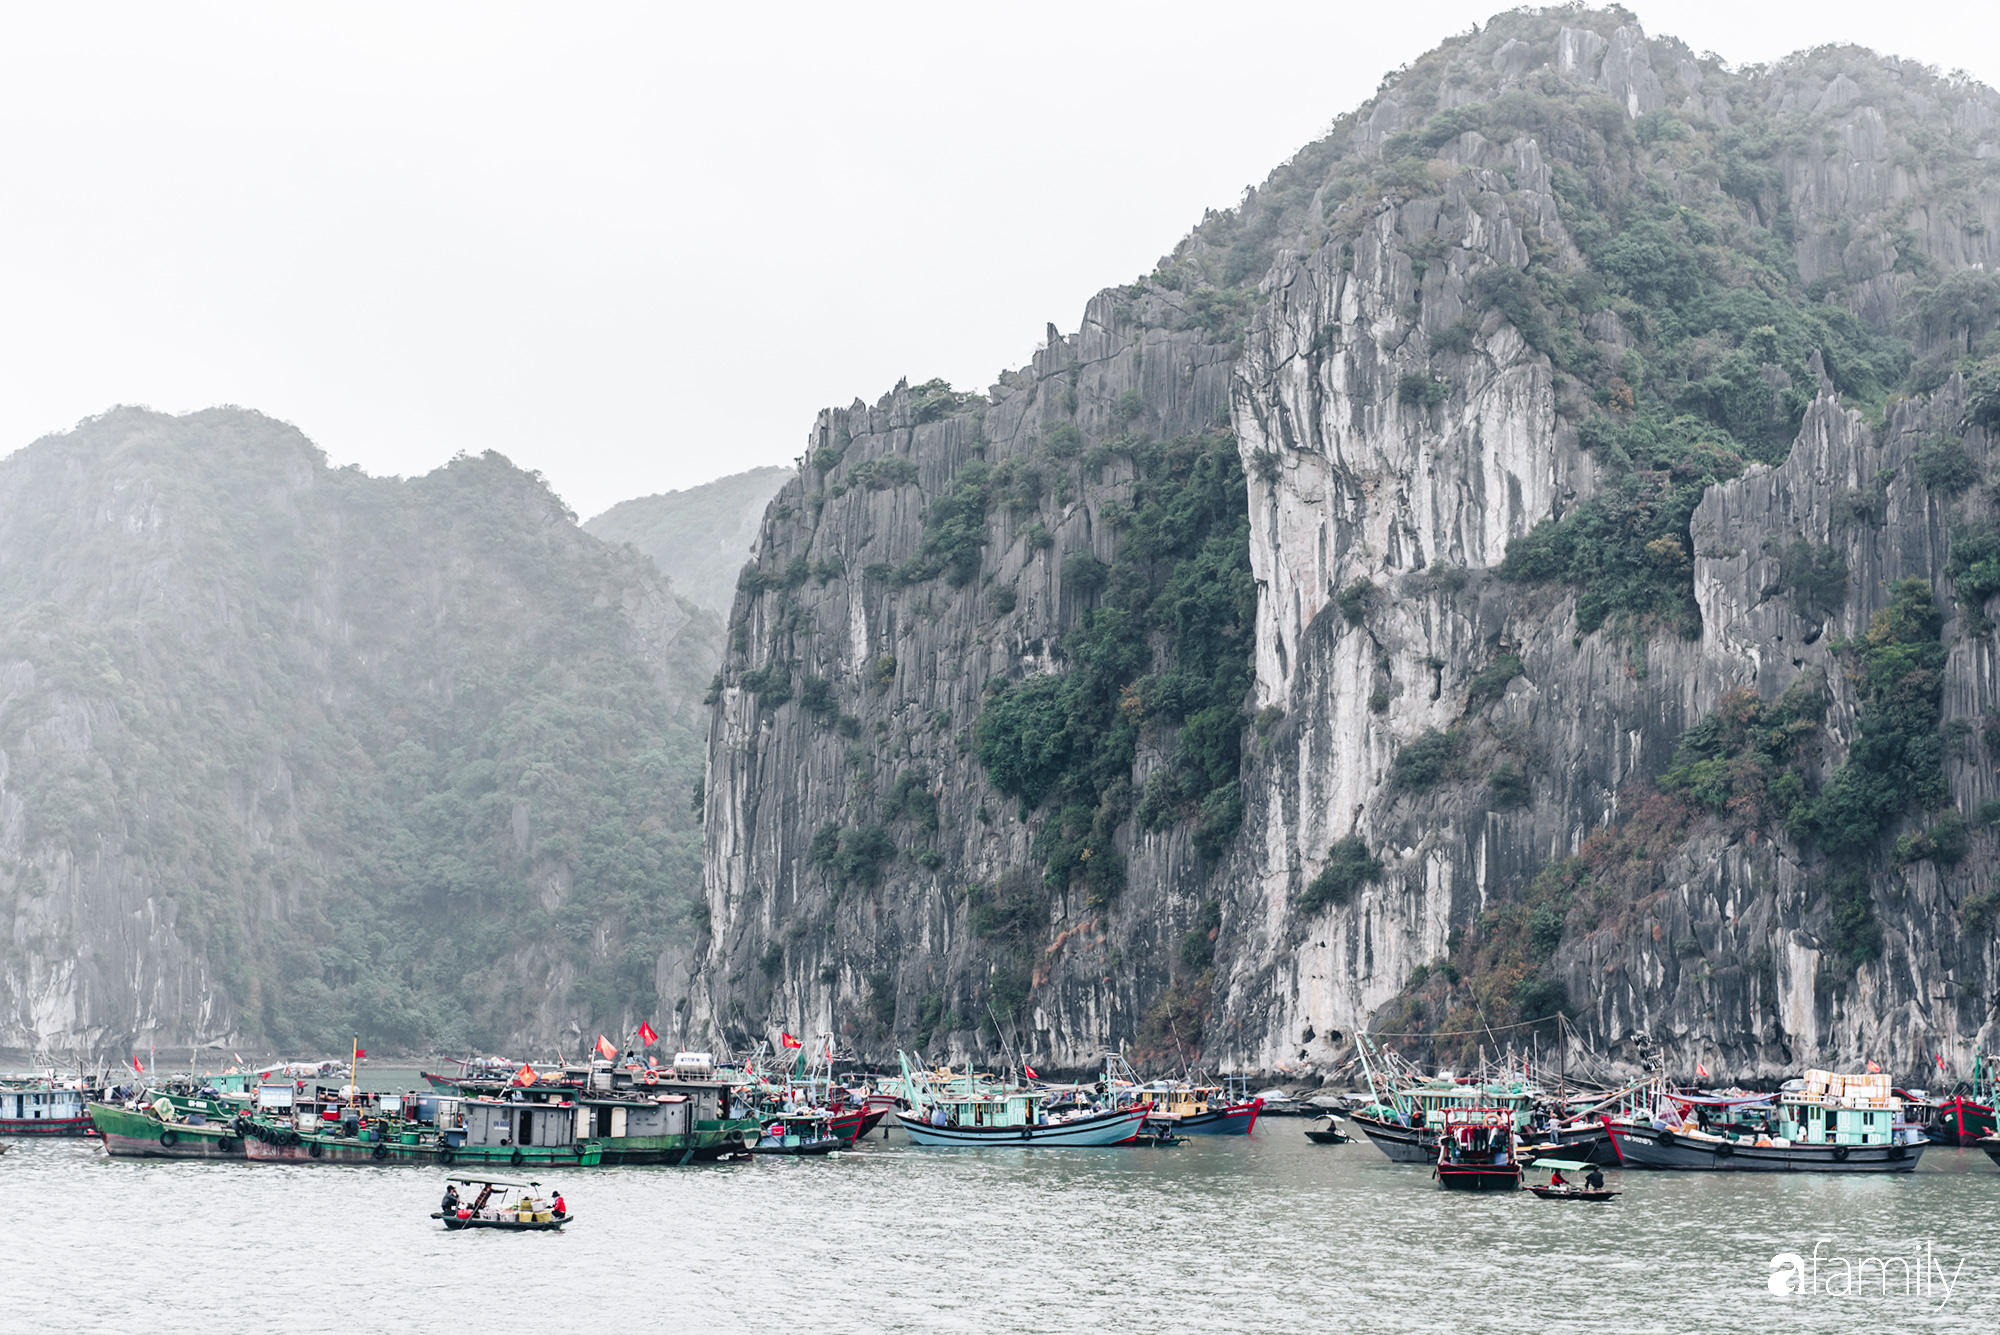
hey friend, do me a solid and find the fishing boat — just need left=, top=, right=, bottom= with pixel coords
left=893, top=1054, right=1149, bottom=1147
left=0, top=1082, right=93, bottom=1136
left=1602, top=1070, right=1926, bottom=1172
left=1932, top=1054, right=1996, bottom=1146
left=1434, top=1107, right=1521, bottom=1191
left=748, top=1110, right=844, bottom=1155
left=1303, top=1114, right=1353, bottom=1144
left=88, top=1098, right=249, bottom=1159
left=1131, top=1080, right=1263, bottom=1135
left=450, top=1056, right=764, bottom=1163
left=1523, top=1158, right=1618, bottom=1202
left=433, top=1175, right=571, bottom=1231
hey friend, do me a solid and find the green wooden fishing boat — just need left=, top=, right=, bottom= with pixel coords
left=89, top=1101, right=248, bottom=1159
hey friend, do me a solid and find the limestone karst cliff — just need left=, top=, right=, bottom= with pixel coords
left=0, top=407, right=716, bottom=1060
left=691, top=6, right=2000, bottom=1081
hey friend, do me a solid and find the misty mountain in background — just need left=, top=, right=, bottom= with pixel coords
left=585, top=466, right=793, bottom=619
left=0, top=407, right=728, bottom=1058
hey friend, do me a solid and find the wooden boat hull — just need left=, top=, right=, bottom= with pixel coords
left=88, top=1103, right=246, bottom=1159
left=747, top=1135, right=843, bottom=1155
left=1526, top=1185, right=1620, bottom=1201
left=1933, top=1096, right=1995, bottom=1146
left=245, top=1129, right=604, bottom=1168
left=434, top=1210, right=569, bottom=1231
left=1350, top=1112, right=1438, bottom=1163
left=1605, top=1122, right=1925, bottom=1172
left=1303, top=1129, right=1352, bottom=1144
left=895, top=1105, right=1148, bottom=1147
left=1437, top=1163, right=1521, bottom=1190
left=0, top=1115, right=95, bottom=1136
left=1161, top=1099, right=1262, bottom=1135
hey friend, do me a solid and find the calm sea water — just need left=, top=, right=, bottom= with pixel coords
left=7, top=1071, right=1998, bottom=1332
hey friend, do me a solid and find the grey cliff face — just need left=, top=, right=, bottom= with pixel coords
left=691, top=10, right=2000, bottom=1081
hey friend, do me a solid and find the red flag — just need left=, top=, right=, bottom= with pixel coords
left=780, top=1032, right=803, bottom=1049
left=354, top=1048, right=366, bottom=1060
left=596, top=1034, right=617, bottom=1060
left=1938, top=1053, right=1947, bottom=1070
left=514, top=1063, right=537, bottom=1086
left=1024, top=1064, right=1038, bottom=1079
left=131, top=1055, right=143, bottom=1073
left=647, top=1055, right=658, bottom=1069
left=639, top=1021, right=659, bottom=1047
left=1867, top=1060, right=1882, bottom=1073
left=1696, top=1062, right=1708, bottom=1078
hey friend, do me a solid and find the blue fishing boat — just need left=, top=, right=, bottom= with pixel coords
left=892, top=1054, right=1149, bottom=1147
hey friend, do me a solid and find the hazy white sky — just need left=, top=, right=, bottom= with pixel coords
left=0, top=2, right=1992, bottom=519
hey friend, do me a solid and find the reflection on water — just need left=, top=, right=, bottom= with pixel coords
left=7, top=1099, right=1997, bottom=1332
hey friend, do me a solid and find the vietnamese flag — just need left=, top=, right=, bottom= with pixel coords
left=515, top=1063, right=537, bottom=1086
left=1867, top=1060, right=1882, bottom=1073
left=780, top=1032, right=803, bottom=1049
left=131, top=1055, right=144, bottom=1074
left=596, top=1034, right=617, bottom=1060
left=639, top=1021, right=659, bottom=1047
left=1696, top=1062, right=1708, bottom=1078
left=1024, top=1064, right=1038, bottom=1079
left=1938, top=1053, right=1947, bottom=1070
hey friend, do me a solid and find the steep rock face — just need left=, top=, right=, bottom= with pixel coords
left=689, top=300, right=1240, bottom=1060
left=695, top=8, right=2000, bottom=1078
left=0, top=408, right=713, bottom=1060
left=1211, top=21, right=2000, bottom=1077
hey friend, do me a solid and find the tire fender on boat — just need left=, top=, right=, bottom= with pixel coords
left=1713, top=1141, right=1734, bottom=1158
left=438, top=1147, right=455, bottom=1165
left=372, top=1143, right=389, bottom=1160
left=1832, top=1145, right=1850, bottom=1162
left=309, top=1140, right=324, bottom=1159
left=218, top=1137, right=238, bottom=1154
left=158, top=1129, right=178, bottom=1148
left=510, top=1149, right=525, bottom=1166
left=1655, top=1128, right=1677, bottom=1148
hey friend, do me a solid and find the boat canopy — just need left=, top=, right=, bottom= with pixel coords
left=1534, top=1158, right=1594, bottom=1171
left=444, top=1175, right=544, bottom=1188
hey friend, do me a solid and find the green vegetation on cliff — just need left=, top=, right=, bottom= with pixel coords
left=977, top=431, right=1255, bottom=897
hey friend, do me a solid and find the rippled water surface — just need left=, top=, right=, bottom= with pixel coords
left=8, top=1094, right=2000, bottom=1332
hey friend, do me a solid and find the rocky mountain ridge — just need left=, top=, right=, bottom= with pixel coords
left=691, top=6, right=2000, bottom=1081
left=0, top=407, right=718, bottom=1061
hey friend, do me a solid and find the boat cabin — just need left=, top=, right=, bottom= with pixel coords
left=455, top=1097, right=583, bottom=1149
left=1, top=1087, right=85, bottom=1122
left=577, top=1094, right=692, bottom=1140
left=1137, top=1084, right=1217, bottom=1118
left=914, top=1091, right=1044, bottom=1129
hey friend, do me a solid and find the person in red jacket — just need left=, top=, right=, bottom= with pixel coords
left=551, top=1191, right=566, bottom=1218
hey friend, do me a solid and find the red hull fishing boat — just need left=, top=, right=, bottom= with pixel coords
left=1929, top=1054, right=1996, bottom=1145
left=1434, top=1107, right=1521, bottom=1191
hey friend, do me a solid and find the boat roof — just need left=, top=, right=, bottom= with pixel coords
left=444, top=1175, right=547, bottom=1188
left=1535, top=1159, right=1594, bottom=1171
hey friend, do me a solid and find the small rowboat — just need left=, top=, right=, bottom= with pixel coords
left=1522, top=1159, right=1617, bottom=1202
left=1524, top=1185, right=1621, bottom=1202
left=433, top=1174, right=570, bottom=1231
left=1304, top=1114, right=1353, bottom=1144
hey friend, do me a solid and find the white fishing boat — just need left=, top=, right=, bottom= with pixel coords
left=892, top=1053, right=1148, bottom=1147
